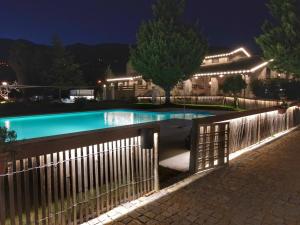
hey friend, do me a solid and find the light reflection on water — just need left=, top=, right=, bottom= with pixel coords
left=0, top=109, right=212, bottom=140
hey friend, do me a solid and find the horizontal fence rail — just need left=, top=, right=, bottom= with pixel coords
left=137, top=96, right=281, bottom=110
left=190, top=104, right=300, bottom=173
left=0, top=124, right=159, bottom=225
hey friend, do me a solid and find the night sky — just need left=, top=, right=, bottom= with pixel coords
left=0, top=0, right=269, bottom=51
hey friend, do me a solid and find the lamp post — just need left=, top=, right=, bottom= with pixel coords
left=111, top=83, right=115, bottom=100
left=103, top=84, right=107, bottom=100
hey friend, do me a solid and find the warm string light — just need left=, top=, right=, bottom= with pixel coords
left=204, top=47, right=251, bottom=60
left=194, top=60, right=273, bottom=77
left=106, top=76, right=142, bottom=82
left=105, top=49, right=271, bottom=82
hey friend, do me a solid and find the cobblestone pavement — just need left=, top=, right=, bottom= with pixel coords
left=108, top=129, right=300, bottom=225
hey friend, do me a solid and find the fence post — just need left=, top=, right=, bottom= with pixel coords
left=217, top=123, right=230, bottom=166
left=0, top=152, right=10, bottom=225
left=140, top=129, right=159, bottom=192
left=153, top=133, right=159, bottom=192
left=189, top=120, right=199, bottom=174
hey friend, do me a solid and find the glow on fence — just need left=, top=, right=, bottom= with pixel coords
left=221, top=106, right=300, bottom=156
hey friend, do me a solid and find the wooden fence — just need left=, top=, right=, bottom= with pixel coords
left=137, top=96, right=281, bottom=110
left=172, top=96, right=281, bottom=110
left=0, top=123, right=159, bottom=225
left=171, top=96, right=225, bottom=106
left=190, top=104, right=300, bottom=173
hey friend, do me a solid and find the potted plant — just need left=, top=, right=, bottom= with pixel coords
left=0, top=127, right=17, bottom=173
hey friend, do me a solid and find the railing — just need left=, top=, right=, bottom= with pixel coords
left=117, top=85, right=148, bottom=91
left=117, top=86, right=134, bottom=91
left=138, top=97, right=166, bottom=105
left=230, top=97, right=280, bottom=110
left=0, top=123, right=159, bottom=225
left=190, top=104, right=300, bottom=173
left=172, top=96, right=226, bottom=105
left=136, top=86, right=148, bottom=90
left=137, top=96, right=281, bottom=110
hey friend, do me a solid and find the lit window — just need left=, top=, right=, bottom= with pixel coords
left=212, top=58, right=219, bottom=63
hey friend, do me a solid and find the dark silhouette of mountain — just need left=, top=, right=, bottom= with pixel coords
left=0, top=39, right=131, bottom=84
left=0, top=38, right=41, bottom=59
left=0, top=38, right=241, bottom=84
left=0, top=39, right=16, bottom=59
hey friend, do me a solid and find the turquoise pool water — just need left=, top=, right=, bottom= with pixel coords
left=0, top=109, right=213, bottom=140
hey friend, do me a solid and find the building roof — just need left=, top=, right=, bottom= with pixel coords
left=204, top=47, right=251, bottom=59
left=195, top=56, right=270, bottom=77
left=200, top=56, right=263, bottom=72
left=106, top=47, right=271, bottom=81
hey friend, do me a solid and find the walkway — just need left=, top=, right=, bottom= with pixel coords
left=107, top=128, right=300, bottom=225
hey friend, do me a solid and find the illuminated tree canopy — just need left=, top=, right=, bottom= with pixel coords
left=131, top=0, right=207, bottom=103
left=256, top=0, right=300, bottom=77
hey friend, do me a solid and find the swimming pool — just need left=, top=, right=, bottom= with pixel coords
left=0, top=109, right=213, bottom=140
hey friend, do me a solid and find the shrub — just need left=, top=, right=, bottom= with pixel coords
left=74, top=97, right=88, bottom=109
left=251, top=79, right=300, bottom=100
left=0, top=127, right=17, bottom=153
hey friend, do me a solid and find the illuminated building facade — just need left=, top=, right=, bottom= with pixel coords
left=105, top=47, right=289, bottom=99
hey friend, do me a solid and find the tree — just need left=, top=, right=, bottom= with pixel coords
left=8, top=41, right=30, bottom=85
left=250, top=79, right=267, bottom=98
left=9, top=41, right=50, bottom=85
left=46, top=36, right=85, bottom=87
left=104, top=65, right=115, bottom=79
left=256, top=0, right=300, bottom=77
left=130, top=0, right=207, bottom=103
left=221, top=75, right=247, bottom=107
left=8, top=41, right=52, bottom=99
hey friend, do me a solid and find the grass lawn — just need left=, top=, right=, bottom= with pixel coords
left=0, top=101, right=241, bottom=117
